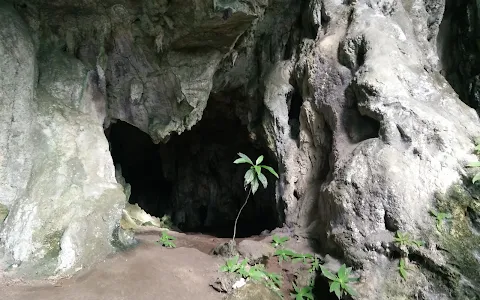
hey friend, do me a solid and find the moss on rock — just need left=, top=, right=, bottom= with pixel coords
left=433, top=183, right=480, bottom=297
left=0, top=203, right=8, bottom=223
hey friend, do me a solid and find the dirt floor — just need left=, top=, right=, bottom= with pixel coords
left=0, top=230, right=312, bottom=300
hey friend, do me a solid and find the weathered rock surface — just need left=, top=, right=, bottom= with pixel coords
left=237, top=239, right=274, bottom=263
left=0, top=2, right=125, bottom=277
left=1, top=0, right=480, bottom=298
left=225, top=282, right=280, bottom=300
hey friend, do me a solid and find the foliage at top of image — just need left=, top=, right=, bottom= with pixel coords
left=234, top=152, right=279, bottom=193
left=320, top=264, right=359, bottom=299
left=232, top=153, right=279, bottom=242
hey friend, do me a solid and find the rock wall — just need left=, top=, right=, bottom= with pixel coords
left=0, top=0, right=480, bottom=298
left=0, top=2, right=125, bottom=277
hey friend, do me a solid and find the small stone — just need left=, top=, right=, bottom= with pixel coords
left=237, top=240, right=275, bottom=264
left=226, top=282, right=281, bottom=300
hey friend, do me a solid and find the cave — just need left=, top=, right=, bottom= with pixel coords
left=105, top=97, right=281, bottom=238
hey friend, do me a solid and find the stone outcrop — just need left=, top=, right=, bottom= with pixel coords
left=0, top=2, right=125, bottom=277
left=0, top=0, right=480, bottom=298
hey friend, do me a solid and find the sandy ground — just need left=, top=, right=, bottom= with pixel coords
left=1, top=233, right=226, bottom=300
left=1, top=230, right=314, bottom=300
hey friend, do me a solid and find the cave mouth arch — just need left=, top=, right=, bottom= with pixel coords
left=105, top=101, right=281, bottom=238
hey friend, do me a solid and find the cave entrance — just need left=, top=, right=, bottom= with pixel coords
left=106, top=120, right=173, bottom=218
left=105, top=99, right=281, bottom=238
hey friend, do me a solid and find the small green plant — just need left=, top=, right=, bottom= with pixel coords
left=220, top=256, right=283, bottom=297
left=157, top=231, right=176, bottom=248
left=233, top=153, right=279, bottom=242
left=466, top=139, right=480, bottom=183
left=398, top=258, right=409, bottom=280
left=321, top=264, right=359, bottom=299
left=271, top=235, right=289, bottom=248
left=393, top=231, right=424, bottom=248
left=292, top=253, right=314, bottom=264
left=274, top=248, right=297, bottom=264
left=466, top=161, right=480, bottom=183
left=308, top=256, right=321, bottom=273
left=291, top=282, right=314, bottom=300
left=220, top=255, right=243, bottom=273
left=429, top=210, right=452, bottom=231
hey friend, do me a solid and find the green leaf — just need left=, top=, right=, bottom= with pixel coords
left=255, top=155, right=264, bottom=165
left=254, top=165, right=262, bottom=176
left=473, top=172, right=480, bottom=184
left=337, top=264, right=347, bottom=279
left=332, top=282, right=342, bottom=299
left=260, top=165, right=279, bottom=178
left=321, top=266, right=338, bottom=281
left=475, top=143, right=480, bottom=152
left=343, top=284, right=357, bottom=297
left=346, top=276, right=360, bottom=283
left=467, top=161, right=480, bottom=167
left=399, top=268, right=408, bottom=279
left=234, top=152, right=253, bottom=165
left=329, top=281, right=340, bottom=293
left=251, top=179, right=259, bottom=194
left=258, top=172, right=268, bottom=189
left=244, top=169, right=255, bottom=186
left=413, top=240, right=425, bottom=247
left=234, top=157, right=250, bottom=164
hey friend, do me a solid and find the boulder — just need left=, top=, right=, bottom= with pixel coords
left=226, top=282, right=281, bottom=300
left=237, top=240, right=275, bottom=264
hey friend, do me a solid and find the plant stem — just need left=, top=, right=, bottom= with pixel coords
left=232, top=186, right=252, bottom=243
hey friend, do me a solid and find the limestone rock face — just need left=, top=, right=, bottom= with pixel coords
left=0, top=3, right=125, bottom=277
left=285, top=1, right=480, bottom=298
left=0, top=0, right=480, bottom=298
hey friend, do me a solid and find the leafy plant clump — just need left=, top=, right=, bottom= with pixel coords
left=398, top=258, right=409, bottom=280
left=320, top=264, right=359, bottom=299
left=291, top=282, right=314, bottom=300
left=429, top=210, right=452, bottom=231
left=271, top=235, right=289, bottom=248
left=219, top=255, right=283, bottom=297
left=393, top=231, right=424, bottom=248
left=274, top=248, right=297, bottom=264
left=157, top=231, right=176, bottom=248
left=232, top=153, right=279, bottom=242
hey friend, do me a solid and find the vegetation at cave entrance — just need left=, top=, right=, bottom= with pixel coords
left=320, top=264, right=359, bottom=299
left=157, top=231, right=176, bottom=248
left=232, top=152, right=279, bottom=242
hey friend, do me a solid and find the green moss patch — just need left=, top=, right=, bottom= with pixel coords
left=433, top=183, right=480, bottom=297
left=0, top=203, right=8, bottom=223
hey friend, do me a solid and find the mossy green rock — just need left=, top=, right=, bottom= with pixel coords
left=0, top=203, right=8, bottom=223
left=433, top=184, right=480, bottom=298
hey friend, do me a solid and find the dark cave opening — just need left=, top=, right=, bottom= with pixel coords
left=105, top=120, right=173, bottom=217
left=288, top=89, right=303, bottom=141
left=437, top=0, right=480, bottom=110
left=105, top=99, right=281, bottom=238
